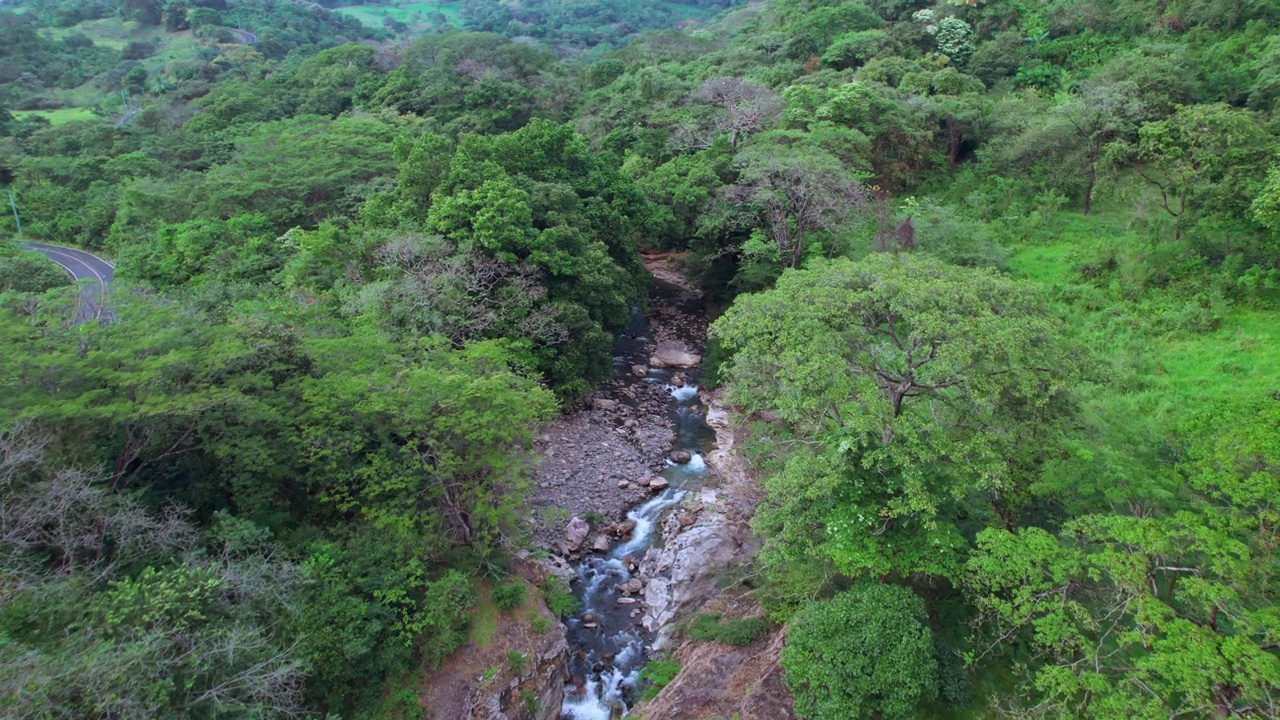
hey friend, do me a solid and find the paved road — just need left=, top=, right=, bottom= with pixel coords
left=228, top=28, right=257, bottom=44
left=25, top=242, right=115, bottom=322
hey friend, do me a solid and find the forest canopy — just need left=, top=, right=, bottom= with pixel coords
left=1, top=0, right=1279, bottom=717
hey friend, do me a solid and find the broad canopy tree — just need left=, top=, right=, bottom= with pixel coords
left=712, top=253, right=1081, bottom=579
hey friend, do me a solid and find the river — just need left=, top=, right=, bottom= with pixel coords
left=559, top=283, right=714, bottom=720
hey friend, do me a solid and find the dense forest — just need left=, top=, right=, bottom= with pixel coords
left=2, top=0, right=1279, bottom=718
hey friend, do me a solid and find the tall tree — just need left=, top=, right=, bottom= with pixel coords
left=721, top=142, right=867, bottom=269
left=1055, top=79, right=1144, bottom=214
left=712, top=254, right=1080, bottom=579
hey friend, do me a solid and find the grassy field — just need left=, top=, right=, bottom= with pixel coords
left=334, top=1, right=462, bottom=29
left=43, top=18, right=165, bottom=49
left=11, top=108, right=101, bottom=125
left=30, top=19, right=205, bottom=118
left=1007, top=211, right=1280, bottom=431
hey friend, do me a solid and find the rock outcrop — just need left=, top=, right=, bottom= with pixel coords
left=417, top=584, right=568, bottom=720
left=649, top=342, right=702, bottom=369
left=633, top=390, right=796, bottom=720
left=635, top=392, right=761, bottom=642
left=637, top=601, right=796, bottom=720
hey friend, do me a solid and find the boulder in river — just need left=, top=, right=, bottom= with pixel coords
left=564, top=517, right=590, bottom=552
left=650, top=477, right=670, bottom=491
left=616, top=520, right=638, bottom=536
left=631, top=364, right=649, bottom=377
left=671, top=372, right=687, bottom=387
left=669, top=450, right=692, bottom=464
left=649, top=345, right=702, bottom=369
left=591, top=535, right=612, bottom=553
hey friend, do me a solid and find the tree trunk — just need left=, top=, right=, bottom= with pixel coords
left=1083, top=143, right=1099, bottom=215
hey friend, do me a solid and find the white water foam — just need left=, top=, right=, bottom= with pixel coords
left=613, top=489, right=686, bottom=559
left=562, top=666, right=640, bottom=720
left=668, top=384, right=698, bottom=402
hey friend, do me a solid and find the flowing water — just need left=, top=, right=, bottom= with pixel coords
left=560, top=288, right=714, bottom=720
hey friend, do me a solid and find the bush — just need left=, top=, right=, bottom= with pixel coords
left=781, top=583, right=938, bottom=720
left=507, top=650, right=527, bottom=672
left=687, top=613, right=769, bottom=646
left=0, top=248, right=71, bottom=293
left=541, top=580, right=579, bottom=619
left=638, top=657, right=681, bottom=700
left=492, top=582, right=526, bottom=612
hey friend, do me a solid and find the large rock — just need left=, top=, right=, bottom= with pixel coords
left=669, top=450, right=692, bottom=464
left=591, top=534, right=612, bottom=553
left=591, top=398, right=619, bottom=411
left=649, top=343, right=702, bottom=369
left=564, top=517, right=590, bottom=553
left=636, top=605, right=795, bottom=720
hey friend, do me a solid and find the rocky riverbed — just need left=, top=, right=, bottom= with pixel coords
left=527, top=268, right=710, bottom=564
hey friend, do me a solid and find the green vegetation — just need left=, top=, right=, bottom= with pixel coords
left=782, top=584, right=938, bottom=720
left=10, top=107, right=100, bottom=125
left=1, top=0, right=1279, bottom=717
left=335, top=2, right=462, bottom=31
left=0, top=242, right=69, bottom=292
left=687, top=612, right=770, bottom=646
left=491, top=582, right=527, bottom=611
left=638, top=657, right=682, bottom=701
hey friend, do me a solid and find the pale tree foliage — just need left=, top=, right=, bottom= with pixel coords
left=721, top=144, right=867, bottom=268
left=0, top=424, right=307, bottom=720
left=0, top=423, right=196, bottom=588
left=1054, top=79, right=1144, bottom=214
left=690, top=77, right=783, bottom=149
left=366, top=233, right=567, bottom=348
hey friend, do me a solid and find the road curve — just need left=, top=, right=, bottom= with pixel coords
left=228, top=28, right=257, bottom=45
left=25, top=242, right=115, bottom=322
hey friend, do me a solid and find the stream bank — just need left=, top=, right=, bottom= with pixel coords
left=417, top=255, right=782, bottom=720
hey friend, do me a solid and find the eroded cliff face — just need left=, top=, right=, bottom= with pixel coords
left=636, top=602, right=796, bottom=720
left=634, top=393, right=798, bottom=720
left=417, top=573, right=568, bottom=720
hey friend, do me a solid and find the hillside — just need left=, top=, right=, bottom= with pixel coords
left=1, top=0, right=1279, bottom=719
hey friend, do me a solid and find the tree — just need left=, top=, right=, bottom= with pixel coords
left=298, top=335, right=555, bottom=550
left=782, top=583, right=939, bottom=720
left=964, top=401, right=1280, bottom=719
left=1055, top=79, right=1144, bottom=214
left=1134, top=103, right=1273, bottom=240
left=120, top=0, right=162, bottom=25
left=712, top=254, right=1079, bottom=578
left=933, top=17, right=974, bottom=67
left=721, top=143, right=867, bottom=269
left=690, top=77, right=782, bottom=149
left=0, top=424, right=306, bottom=720
left=1252, top=165, right=1280, bottom=234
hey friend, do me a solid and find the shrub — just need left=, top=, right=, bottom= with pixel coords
left=638, top=657, right=681, bottom=700
left=687, top=613, right=769, bottom=646
left=541, top=580, right=579, bottom=619
left=492, top=582, right=526, bottom=612
left=507, top=650, right=527, bottom=672
left=781, top=583, right=938, bottom=720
